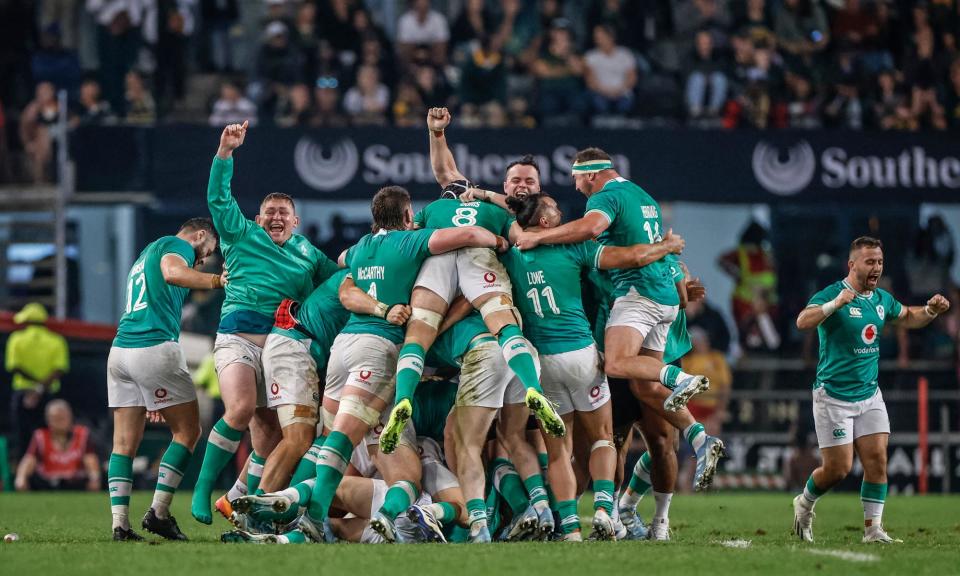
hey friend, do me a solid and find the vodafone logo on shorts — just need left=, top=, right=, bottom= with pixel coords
left=359, top=370, right=372, bottom=381
left=155, top=388, right=168, bottom=399
left=484, top=272, right=497, bottom=283
left=861, top=324, right=878, bottom=345
left=590, top=386, right=601, bottom=399
left=271, top=382, right=280, bottom=396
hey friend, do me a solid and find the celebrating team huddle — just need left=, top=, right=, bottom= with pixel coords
left=103, top=108, right=948, bottom=546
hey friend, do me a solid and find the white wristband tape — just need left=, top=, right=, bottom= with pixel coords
left=924, top=305, right=938, bottom=318
left=374, top=302, right=389, bottom=318
left=821, top=300, right=838, bottom=317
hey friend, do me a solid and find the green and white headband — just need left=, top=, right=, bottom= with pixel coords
left=571, top=159, right=614, bottom=174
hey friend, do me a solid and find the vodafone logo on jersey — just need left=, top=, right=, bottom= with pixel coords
left=861, top=324, right=878, bottom=345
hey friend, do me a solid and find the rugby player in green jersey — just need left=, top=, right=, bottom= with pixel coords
left=515, top=148, right=725, bottom=494
left=502, top=192, right=686, bottom=540
left=792, top=237, right=949, bottom=544
left=192, top=122, right=341, bottom=525
left=379, top=108, right=562, bottom=456
left=270, top=185, right=507, bottom=543
left=106, top=219, right=224, bottom=541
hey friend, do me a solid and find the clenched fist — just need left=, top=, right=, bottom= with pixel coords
left=217, top=121, right=248, bottom=159
left=427, top=107, right=452, bottom=132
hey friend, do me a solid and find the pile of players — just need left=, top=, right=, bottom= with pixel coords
left=104, top=109, right=726, bottom=545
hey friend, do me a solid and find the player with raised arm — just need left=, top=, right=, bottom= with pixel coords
left=792, top=236, right=949, bottom=544
left=515, top=148, right=725, bottom=492
left=273, top=185, right=506, bottom=543
left=501, top=193, right=685, bottom=540
left=191, top=122, right=340, bottom=525
left=378, top=108, right=562, bottom=455
left=107, top=219, right=224, bottom=541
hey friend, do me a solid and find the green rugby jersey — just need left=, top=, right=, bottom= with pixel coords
left=341, top=228, right=435, bottom=343
left=808, top=280, right=903, bottom=402
left=113, top=236, right=195, bottom=348
left=208, top=157, right=339, bottom=334
left=271, top=269, right=350, bottom=368
left=585, top=178, right=679, bottom=306
left=411, top=379, right=458, bottom=442
left=414, top=198, right=514, bottom=235
left=501, top=241, right=604, bottom=355
left=427, top=312, right=490, bottom=368
left=584, top=268, right=615, bottom=353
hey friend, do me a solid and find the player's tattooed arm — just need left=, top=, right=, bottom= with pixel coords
left=160, top=254, right=228, bottom=290
left=893, top=294, right=950, bottom=329
left=427, top=226, right=507, bottom=255
left=515, top=211, right=609, bottom=250
left=338, top=276, right=411, bottom=325
left=796, top=288, right=856, bottom=330
left=427, top=107, right=467, bottom=187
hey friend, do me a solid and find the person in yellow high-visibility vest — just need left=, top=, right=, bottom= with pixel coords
left=5, top=303, right=69, bottom=459
left=718, top=221, right=780, bottom=350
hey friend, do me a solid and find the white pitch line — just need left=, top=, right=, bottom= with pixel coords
left=805, top=549, right=880, bottom=563
left=719, top=539, right=752, bottom=548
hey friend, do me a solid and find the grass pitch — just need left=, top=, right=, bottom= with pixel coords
left=0, top=492, right=957, bottom=576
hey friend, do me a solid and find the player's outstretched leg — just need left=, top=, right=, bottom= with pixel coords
left=192, top=418, right=244, bottom=524
left=662, top=364, right=710, bottom=412
left=686, top=423, right=725, bottom=491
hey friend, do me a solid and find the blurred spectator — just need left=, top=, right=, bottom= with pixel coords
left=507, top=95, right=537, bottom=127
left=822, top=47, right=863, bottom=130
left=0, top=0, right=35, bottom=111
left=275, top=82, right=313, bottom=127
left=358, top=38, right=397, bottom=99
left=393, top=79, right=426, bottom=127
left=86, top=0, right=144, bottom=114
left=147, top=0, right=196, bottom=113
left=450, top=0, right=497, bottom=53
left=684, top=29, right=728, bottom=120
left=312, top=76, right=349, bottom=127
left=718, top=221, right=780, bottom=352
left=685, top=298, right=732, bottom=356
left=413, top=64, right=451, bottom=108
left=532, top=20, right=585, bottom=125
left=18, top=82, right=60, bottom=183
left=40, top=0, right=81, bottom=50
left=673, top=0, right=733, bottom=42
left=292, top=1, right=319, bottom=80
left=343, top=64, right=389, bottom=125
left=945, top=60, right=960, bottom=130
left=74, top=78, right=116, bottom=125
left=733, top=0, right=775, bottom=39
left=777, top=70, right=821, bottom=129
left=584, top=24, right=637, bottom=115
left=257, top=20, right=304, bottom=89
left=30, top=24, right=82, bottom=93
left=723, top=40, right=778, bottom=128
left=123, top=70, right=156, bottom=124
left=859, top=0, right=894, bottom=74
left=201, top=0, right=239, bottom=72
left=681, top=327, right=731, bottom=432
left=830, top=0, right=875, bottom=52
left=209, top=81, right=257, bottom=126
left=459, top=35, right=508, bottom=123
left=5, top=303, right=69, bottom=459
left=14, top=400, right=100, bottom=491
left=870, top=68, right=912, bottom=130
left=585, top=0, right=646, bottom=52
left=352, top=9, right=391, bottom=51
left=774, top=0, right=829, bottom=69
left=318, top=0, right=360, bottom=55
left=397, top=0, right=450, bottom=68
left=903, top=27, right=947, bottom=130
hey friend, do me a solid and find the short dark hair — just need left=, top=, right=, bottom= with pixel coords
left=371, top=186, right=411, bottom=232
left=850, top=236, right=882, bottom=254
left=179, top=217, right=219, bottom=244
left=574, top=147, right=611, bottom=164
left=261, top=192, right=296, bottom=212
left=505, top=154, right=541, bottom=178
left=506, top=193, right=551, bottom=229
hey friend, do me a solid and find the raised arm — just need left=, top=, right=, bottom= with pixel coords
left=893, top=294, right=950, bottom=329
left=516, top=211, right=610, bottom=250
left=160, top=254, right=227, bottom=290
left=427, top=108, right=467, bottom=187
left=338, top=276, right=411, bottom=325
left=796, top=288, right=855, bottom=331
left=427, top=226, right=509, bottom=255
left=208, top=122, right=250, bottom=243
left=598, top=229, right=684, bottom=270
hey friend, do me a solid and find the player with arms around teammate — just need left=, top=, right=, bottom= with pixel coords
left=792, top=237, right=949, bottom=544
left=192, top=122, right=340, bottom=525
left=284, top=185, right=508, bottom=543
left=107, top=219, right=224, bottom=541
left=502, top=193, right=685, bottom=540
left=515, top=148, right=724, bottom=488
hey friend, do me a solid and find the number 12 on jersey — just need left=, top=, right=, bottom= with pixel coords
left=126, top=272, right=148, bottom=314
left=526, top=286, right=560, bottom=318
